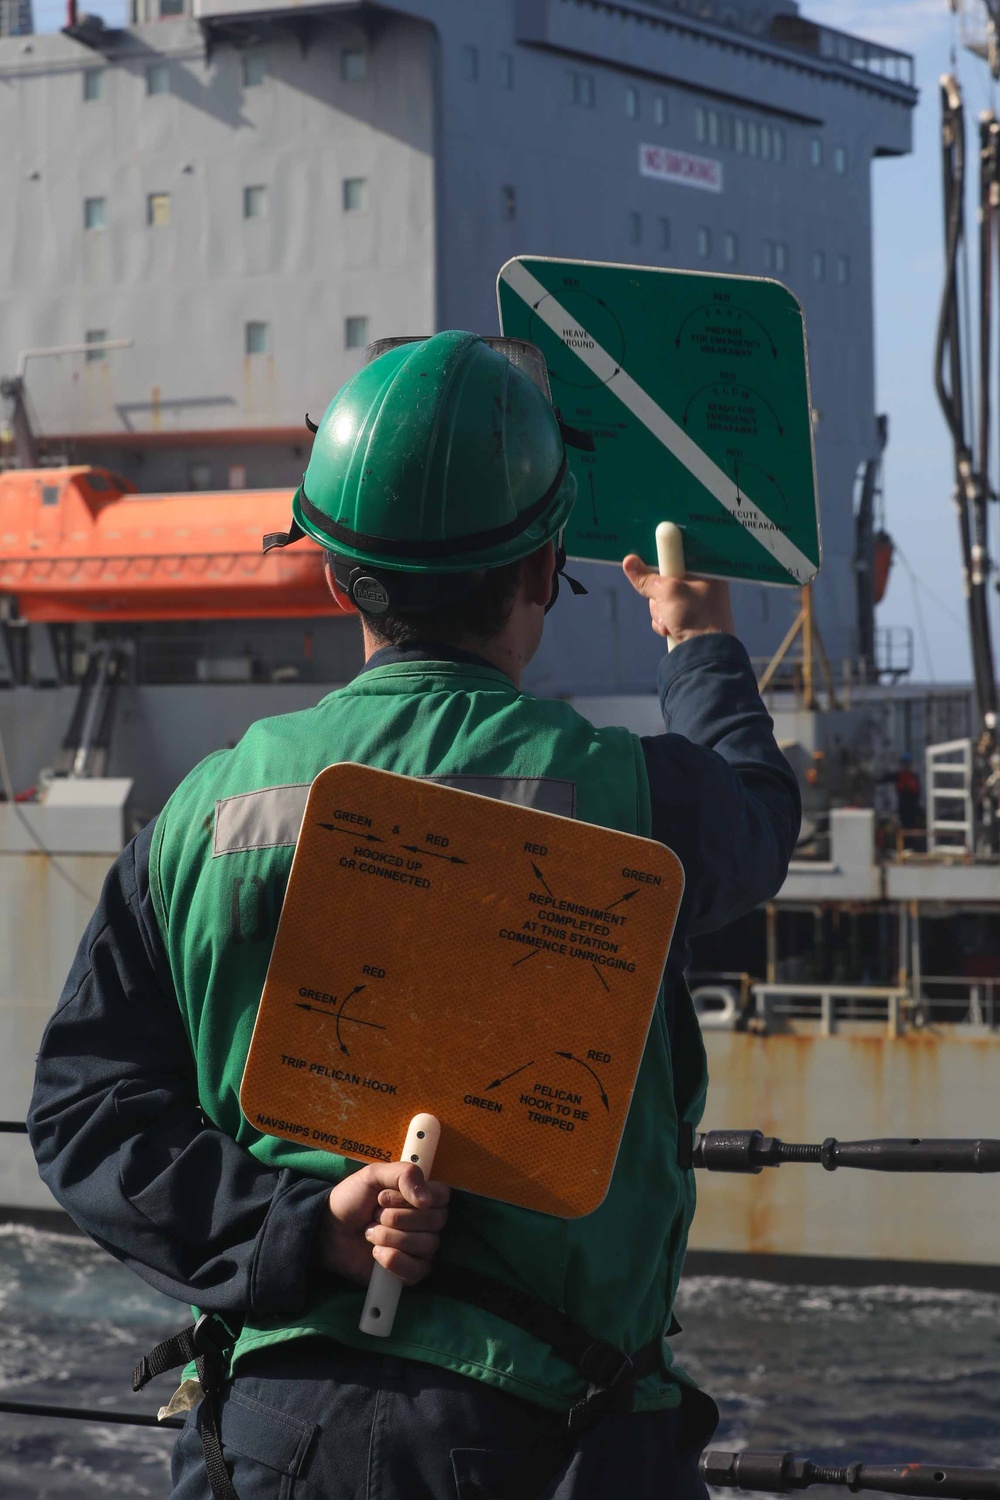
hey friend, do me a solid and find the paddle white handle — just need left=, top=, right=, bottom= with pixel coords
left=358, top=1113, right=441, bottom=1338
left=655, top=522, right=685, bottom=653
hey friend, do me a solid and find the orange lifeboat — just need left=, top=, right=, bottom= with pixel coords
left=873, top=529, right=894, bottom=605
left=0, top=466, right=356, bottom=621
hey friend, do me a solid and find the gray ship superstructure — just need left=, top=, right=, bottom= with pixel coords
left=0, top=0, right=31, bottom=38
left=0, top=0, right=914, bottom=693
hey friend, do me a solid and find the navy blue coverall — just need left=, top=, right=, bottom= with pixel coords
left=28, top=634, right=800, bottom=1499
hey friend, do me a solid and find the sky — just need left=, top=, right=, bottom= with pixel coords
left=24, top=0, right=999, bottom=685
left=806, top=0, right=999, bottom=684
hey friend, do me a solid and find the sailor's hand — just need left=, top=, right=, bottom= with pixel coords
left=313, top=1161, right=450, bottom=1287
left=622, top=555, right=736, bottom=644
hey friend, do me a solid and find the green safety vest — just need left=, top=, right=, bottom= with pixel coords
left=149, top=658, right=708, bottom=1414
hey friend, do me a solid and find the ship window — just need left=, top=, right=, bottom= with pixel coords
left=707, top=109, right=720, bottom=147
left=747, top=120, right=759, bottom=157
left=147, top=192, right=171, bottom=227
left=774, top=126, right=786, bottom=163
left=660, top=215, right=671, bottom=249
left=189, top=463, right=212, bottom=491
left=242, top=54, right=264, bottom=88
left=42, top=486, right=59, bottom=507
left=694, top=106, right=706, bottom=143
left=812, top=249, right=826, bottom=281
left=570, top=69, right=595, bottom=107
left=499, top=51, right=513, bottom=89
left=775, top=241, right=787, bottom=273
left=724, top=231, right=738, bottom=264
left=159, top=0, right=183, bottom=16
left=760, top=124, right=772, bottom=160
left=811, top=136, right=823, bottom=167
left=834, top=145, right=848, bottom=174
left=85, top=329, right=108, bottom=362
left=763, top=239, right=773, bottom=271
left=343, top=177, right=368, bottom=212
left=653, top=94, right=667, bottom=126
left=345, top=315, right=369, bottom=349
left=628, top=210, right=642, bottom=246
left=696, top=226, right=711, bottom=259
left=243, top=184, right=267, bottom=219
left=837, top=253, right=850, bottom=285
left=146, top=62, right=169, bottom=95
left=341, top=48, right=367, bottom=82
left=83, top=68, right=103, bottom=102
left=734, top=118, right=746, bottom=154
left=462, top=44, right=479, bottom=82
left=625, top=85, right=639, bottom=120
left=501, top=184, right=517, bottom=221
left=84, top=195, right=106, bottom=231
left=245, top=321, right=269, bottom=356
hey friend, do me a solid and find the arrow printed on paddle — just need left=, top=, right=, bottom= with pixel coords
left=606, top=889, right=639, bottom=911
left=531, top=862, right=554, bottom=896
left=484, top=1060, right=535, bottom=1091
left=294, top=1001, right=384, bottom=1026
left=400, top=845, right=467, bottom=864
left=319, top=823, right=383, bottom=843
left=336, top=985, right=366, bottom=1055
left=555, top=1051, right=610, bottom=1111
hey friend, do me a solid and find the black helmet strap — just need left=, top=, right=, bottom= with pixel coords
left=262, top=518, right=306, bottom=555
left=329, top=557, right=486, bottom=616
left=546, top=538, right=588, bottom=614
left=329, top=543, right=588, bottom=618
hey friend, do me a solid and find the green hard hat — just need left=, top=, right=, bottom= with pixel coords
left=283, top=331, right=577, bottom=575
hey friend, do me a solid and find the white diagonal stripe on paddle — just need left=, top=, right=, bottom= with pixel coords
left=502, top=260, right=814, bottom=585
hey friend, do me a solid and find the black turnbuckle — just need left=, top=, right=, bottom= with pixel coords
left=701, top=1451, right=1000, bottom=1500
left=690, top=1131, right=1000, bottom=1175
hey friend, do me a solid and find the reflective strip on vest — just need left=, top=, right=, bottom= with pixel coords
left=213, top=775, right=578, bottom=856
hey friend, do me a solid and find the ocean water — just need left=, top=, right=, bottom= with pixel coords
left=1, top=1222, right=999, bottom=1498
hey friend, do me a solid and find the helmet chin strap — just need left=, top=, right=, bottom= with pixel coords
left=546, top=538, right=588, bottom=613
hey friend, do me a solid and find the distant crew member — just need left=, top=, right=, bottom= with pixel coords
left=28, top=333, right=801, bottom=1500
left=895, top=752, right=922, bottom=830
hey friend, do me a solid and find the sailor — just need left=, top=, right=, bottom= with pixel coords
left=895, top=752, right=923, bottom=831
left=27, top=332, right=800, bottom=1500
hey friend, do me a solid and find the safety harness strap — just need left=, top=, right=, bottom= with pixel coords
left=134, top=1314, right=238, bottom=1500
left=416, top=1265, right=665, bottom=1499
left=136, top=1280, right=673, bottom=1500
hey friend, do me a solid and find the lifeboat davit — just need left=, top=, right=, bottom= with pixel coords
left=0, top=466, right=356, bottom=621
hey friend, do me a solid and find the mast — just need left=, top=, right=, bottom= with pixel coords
left=934, top=72, right=1000, bottom=847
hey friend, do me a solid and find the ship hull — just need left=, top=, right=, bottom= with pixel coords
left=687, top=1029, right=1000, bottom=1279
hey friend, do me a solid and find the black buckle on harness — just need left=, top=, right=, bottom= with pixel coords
left=578, top=1339, right=635, bottom=1392
left=192, top=1312, right=231, bottom=1364
left=566, top=1342, right=638, bottom=1439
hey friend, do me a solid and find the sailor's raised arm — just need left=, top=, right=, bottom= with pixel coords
left=625, top=558, right=801, bottom=936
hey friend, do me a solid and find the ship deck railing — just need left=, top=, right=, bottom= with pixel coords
left=752, top=980, right=1000, bottom=1038
left=691, top=973, right=1000, bottom=1037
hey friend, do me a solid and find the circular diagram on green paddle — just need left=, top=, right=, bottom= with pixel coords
left=528, top=288, right=626, bottom=390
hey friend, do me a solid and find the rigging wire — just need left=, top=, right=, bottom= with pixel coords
left=892, top=549, right=937, bottom=682
left=0, top=720, right=101, bottom=903
left=894, top=544, right=967, bottom=630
